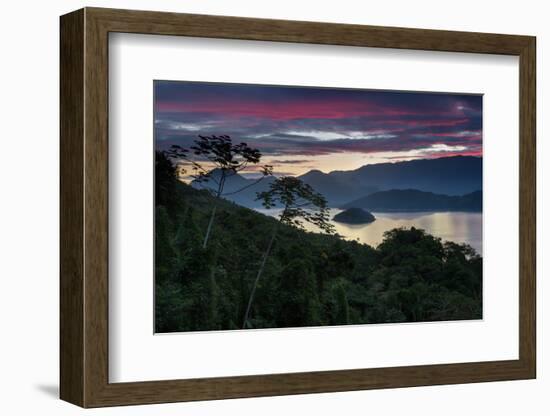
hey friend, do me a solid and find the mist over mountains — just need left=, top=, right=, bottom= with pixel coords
left=191, top=155, right=482, bottom=210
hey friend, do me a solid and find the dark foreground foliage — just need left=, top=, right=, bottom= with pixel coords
left=155, top=152, right=482, bottom=332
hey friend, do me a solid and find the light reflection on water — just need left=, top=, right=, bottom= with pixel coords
left=255, top=208, right=483, bottom=255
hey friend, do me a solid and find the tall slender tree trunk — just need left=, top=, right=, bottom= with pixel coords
left=242, top=224, right=279, bottom=328
left=202, top=206, right=217, bottom=249
left=202, top=172, right=225, bottom=249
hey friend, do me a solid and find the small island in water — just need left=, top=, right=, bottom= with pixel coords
left=333, top=207, right=376, bottom=224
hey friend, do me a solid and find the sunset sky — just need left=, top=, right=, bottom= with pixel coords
left=154, top=81, right=482, bottom=178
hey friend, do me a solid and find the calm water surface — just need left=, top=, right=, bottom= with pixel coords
left=256, top=208, right=482, bottom=256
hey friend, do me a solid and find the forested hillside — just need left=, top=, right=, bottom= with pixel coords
left=155, top=152, right=482, bottom=333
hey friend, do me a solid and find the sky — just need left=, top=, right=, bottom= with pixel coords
left=154, top=81, right=482, bottom=178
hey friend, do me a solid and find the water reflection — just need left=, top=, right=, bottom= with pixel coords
left=256, top=208, right=483, bottom=255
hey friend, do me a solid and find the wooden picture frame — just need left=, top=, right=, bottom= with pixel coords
left=60, top=7, right=536, bottom=408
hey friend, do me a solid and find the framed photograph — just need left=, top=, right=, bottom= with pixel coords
left=60, top=7, right=536, bottom=408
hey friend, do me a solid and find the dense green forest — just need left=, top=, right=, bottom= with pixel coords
left=155, top=151, right=482, bottom=333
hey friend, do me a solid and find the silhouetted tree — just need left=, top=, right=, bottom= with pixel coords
left=242, top=177, right=334, bottom=328
left=165, top=135, right=272, bottom=248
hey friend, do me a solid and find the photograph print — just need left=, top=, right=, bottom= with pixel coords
left=154, top=81, right=483, bottom=333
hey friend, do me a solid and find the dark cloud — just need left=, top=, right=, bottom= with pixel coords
left=269, top=159, right=311, bottom=164
left=154, top=81, right=482, bottom=159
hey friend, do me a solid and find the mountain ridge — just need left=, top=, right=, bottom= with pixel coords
left=191, top=156, right=482, bottom=208
left=313, top=155, right=482, bottom=198
left=342, top=189, right=482, bottom=212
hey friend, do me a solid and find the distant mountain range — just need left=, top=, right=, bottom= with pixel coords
left=342, top=189, right=482, bottom=212
left=191, top=156, right=483, bottom=209
left=319, top=155, right=482, bottom=199
left=297, top=169, right=378, bottom=206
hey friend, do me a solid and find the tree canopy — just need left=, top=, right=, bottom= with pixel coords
left=257, top=176, right=335, bottom=234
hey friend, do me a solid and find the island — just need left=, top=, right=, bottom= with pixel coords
left=333, top=208, right=376, bottom=224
